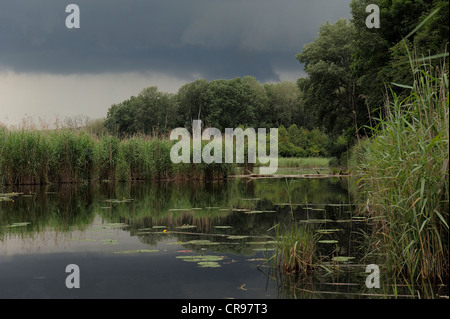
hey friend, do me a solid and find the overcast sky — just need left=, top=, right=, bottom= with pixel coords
left=0, top=0, right=352, bottom=127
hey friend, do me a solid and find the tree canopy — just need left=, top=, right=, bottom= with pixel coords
left=103, top=0, right=449, bottom=162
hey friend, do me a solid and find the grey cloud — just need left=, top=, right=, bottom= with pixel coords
left=0, top=0, right=351, bottom=82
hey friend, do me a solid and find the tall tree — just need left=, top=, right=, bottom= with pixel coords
left=264, top=81, right=303, bottom=128
left=349, top=0, right=446, bottom=110
left=296, top=19, right=364, bottom=137
left=134, top=87, right=178, bottom=135
left=176, top=79, right=208, bottom=130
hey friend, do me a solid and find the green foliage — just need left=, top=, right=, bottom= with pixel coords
left=296, top=19, right=363, bottom=135
left=351, top=62, right=449, bottom=290
left=272, top=222, right=318, bottom=274
left=278, top=124, right=332, bottom=158
left=105, top=77, right=306, bottom=136
left=0, top=130, right=234, bottom=185
left=104, top=87, right=178, bottom=137
left=350, top=0, right=449, bottom=115
left=264, top=81, right=303, bottom=128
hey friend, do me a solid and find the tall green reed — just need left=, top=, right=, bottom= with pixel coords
left=272, top=222, right=318, bottom=274
left=351, top=59, right=449, bottom=293
left=0, top=129, right=235, bottom=185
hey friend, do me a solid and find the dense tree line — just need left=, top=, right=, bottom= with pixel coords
left=297, top=0, right=448, bottom=138
left=104, top=0, right=448, bottom=161
left=104, top=77, right=306, bottom=136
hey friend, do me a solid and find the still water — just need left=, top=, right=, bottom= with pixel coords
left=1, top=177, right=373, bottom=299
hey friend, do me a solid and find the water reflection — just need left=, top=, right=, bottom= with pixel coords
left=0, top=177, right=378, bottom=298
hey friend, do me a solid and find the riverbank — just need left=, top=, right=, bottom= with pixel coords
left=348, top=63, right=449, bottom=296
left=0, top=128, right=336, bottom=186
left=0, top=130, right=234, bottom=185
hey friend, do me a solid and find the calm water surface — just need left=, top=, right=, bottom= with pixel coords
left=1, top=177, right=373, bottom=299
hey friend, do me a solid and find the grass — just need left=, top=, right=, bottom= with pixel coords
left=350, top=58, right=449, bottom=294
left=0, top=130, right=234, bottom=185
left=270, top=222, right=318, bottom=274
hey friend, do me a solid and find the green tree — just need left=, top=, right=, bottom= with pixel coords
left=134, top=87, right=178, bottom=135
left=296, top=18, right=364, bottom=136
left=265, top=81, right=303, bottom=128
left=176, top=79, right=208, bottom=130
left=104, top=96, right=139, bottom=137
left=201, top=78, right=257, bottom=130
left=243, top=76, right=272, bottom=128
left=349, top=0, right=447, bottom=113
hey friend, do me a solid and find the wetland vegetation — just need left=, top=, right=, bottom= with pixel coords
left=1, top=0, right=448, bottom=299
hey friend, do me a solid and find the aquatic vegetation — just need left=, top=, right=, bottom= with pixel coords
left=176, top=225, right=197, bottom=230
left=247, top=241, right=277, bottom=245
left=0, top=130, right=235, bottom=186
left=271, top=223, right=319, bottom=274
left=176, top=255, right=224, bottom=268
left=315, top=229, right=342, bottom=234
left=101, top=239, right=119, bottom=245
left=114, top=249, right=159, bottom=254
left=350, top=60, right=449, bottom=292
left=183, top=240, right=220, bottom=246
left=227, top=236, right=248, bottom=240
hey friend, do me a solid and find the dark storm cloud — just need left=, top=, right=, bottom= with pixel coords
left=0, top=0, right=352, bottom=81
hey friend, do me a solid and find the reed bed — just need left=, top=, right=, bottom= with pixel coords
left=270, top=222, right=318, bottom=274
left=0, top=130, right=234, bottom=185
left=351, top=61, right=449, bottom=293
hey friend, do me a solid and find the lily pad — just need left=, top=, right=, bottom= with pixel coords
left=176, top=225, right=197, bottom=229
left=176, top=255, right=224, bottom=263
left=101, top=239, right=119, bottom=245
left=114, top=249, right=159, bottom=254
left=316, top=229, right=343, bottom=234
left=167, top=241, right=183, bottom=245
left=184, top=240, right=219, bottom=245
left=253, top=247, right=276, bottom=251
left=247, top=241, right=277, bottom=245
left=227, top=235, right=248, bottom=240
left=214, top=226, right=232, bottom=229
left=197, top=261, right=221, bottom=268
